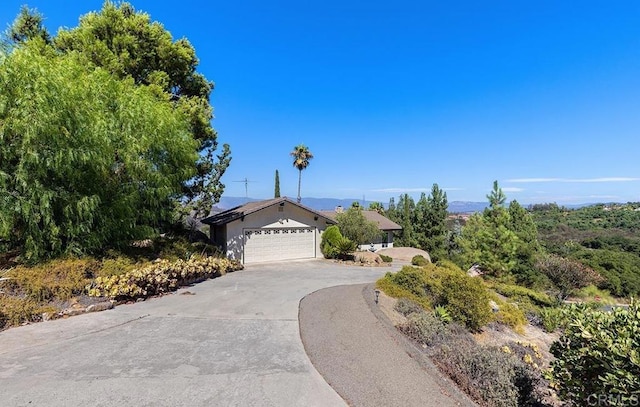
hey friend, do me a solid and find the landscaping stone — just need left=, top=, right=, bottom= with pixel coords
left=86, top=301, right=114, bottom=313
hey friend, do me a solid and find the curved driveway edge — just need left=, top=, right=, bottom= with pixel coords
left=299, top=284, right=476, bottom=407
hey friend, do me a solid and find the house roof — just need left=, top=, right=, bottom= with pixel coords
left=202, top=197, right=337, bottom=226
left=319, top=210, right=403, bottom=231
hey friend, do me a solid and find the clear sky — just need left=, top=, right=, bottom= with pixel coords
left=2, top=1, right=639, bottom=204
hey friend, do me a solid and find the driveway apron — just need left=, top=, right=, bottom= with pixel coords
left=0, top=260, right=389, bottom=406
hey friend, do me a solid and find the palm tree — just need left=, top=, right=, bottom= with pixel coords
left=290, top=144, right=313, bottom=203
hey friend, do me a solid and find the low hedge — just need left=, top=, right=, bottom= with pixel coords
left=87, top=256, right=242, bottom=301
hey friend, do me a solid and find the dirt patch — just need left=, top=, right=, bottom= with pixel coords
left=377, top=247, right=431, bottom=262
left=376, top=290, right=408, bottom=326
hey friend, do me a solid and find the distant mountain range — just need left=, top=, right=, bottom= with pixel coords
left=215, top=196, right=596, bottom=214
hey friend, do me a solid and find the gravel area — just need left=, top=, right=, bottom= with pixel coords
left=299, top=283, right=475, bottom=407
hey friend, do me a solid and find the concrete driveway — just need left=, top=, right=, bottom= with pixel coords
left=0, top=259, right=392, bottom=406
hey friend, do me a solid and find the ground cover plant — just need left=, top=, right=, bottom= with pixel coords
left=0, top=238, right=242, bottom=330
left=395, top=301, right=549, bottom=407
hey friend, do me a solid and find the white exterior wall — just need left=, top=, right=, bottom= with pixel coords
left=358, top=242, right=394, bottom=252
left=223, top=202, right=331, bottom=263
left=357, top=230, right=395, bottom=252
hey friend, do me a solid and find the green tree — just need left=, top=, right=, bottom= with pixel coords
left=7, top=6, right=50, bottom=45
left=0, top=41, right=197, bottom=261
left=487, top=180, right=506, bottom=209
left=336, top=207, right=380, bottom=246
left=458, top=182, right=541, bottom=277
left=368, top=201, right=385, bottom=214
left=535, top=254, right=603, bottom=299
left=508, top=200, right=541, bottom=282
left=48, top=1, right=231, bottom=219
left=396, top=194, right=416, bottom=247
left=413, top=192, right=429, bottom=249
left=386, top=197, right=397, bottom=220
left=415, top=184, right=449, bottom=261
left=290, top=144, right=313, bottom=203
left=458, top=212, right=519, bottom=276
left=274, top=170, right=280, bottom=198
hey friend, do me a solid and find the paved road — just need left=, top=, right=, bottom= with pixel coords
left=0, top=260, right=391, bottom=406
left=300, top=284, right=476, bottom=407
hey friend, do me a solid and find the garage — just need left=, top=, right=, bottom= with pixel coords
left=243, top=227, right=316, bottom=263
left=202, top=197, right=335, bottom=264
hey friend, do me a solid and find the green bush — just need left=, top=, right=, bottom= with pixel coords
left=492, top=297, right=527, bottom=331
left=438, top=271, right=493, bottom=331
left=98, top=256, right=147, bottom=278
left=376, top=274, right=431, bottom=309
left=539, top=307, right=564, bottom=333
left=7, top=258, right=97, bottom=302
left=434, top=305, right=452, bottom=323
left=435, top=259, right=463, bottom=273
left=379, top=265, right=493, bottom=331
left=550, top=301, right=640, bottom=405
left=379, top=254, right=393, bottom=263
left=411, top=255, right=429, bottom=266
left=490, top=282, right=555, bottom=307
left=321, top=225, right=343, bottom=259
left=387, top=266, right=428, bottom=297
left=0, top=296, right=45, bottom=329
left=574, top=284, right=616, bottom=305
left=335, top=236, right=356, bottom=259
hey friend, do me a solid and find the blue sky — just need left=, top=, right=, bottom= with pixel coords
left=2, top=1, right=639, bottom=204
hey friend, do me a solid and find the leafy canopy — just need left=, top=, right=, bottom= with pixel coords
left=336, top=207, right=381, bottom=245
left=0, top=41, right=198, bottom=260
left=38, top=1, right=231, bottom=218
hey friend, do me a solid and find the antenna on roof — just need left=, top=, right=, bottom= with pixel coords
left=233, top=178, right=256, bottom=198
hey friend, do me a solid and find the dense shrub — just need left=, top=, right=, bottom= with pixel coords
left=335, top=237, right=357, bottom=259
left=434, top=305, right=452, bottom=323
left=0, top=296, right=54, bottom=329
left=387, top=266, right=428, bottom=297
left=493, top=297, right=527, bottom=331
left=490, top=282, right=555, bottom=307
left=379, top=254, right=393, bottom=263
left=380, top=265, right=492, bottom=331
left=435, top=342, right=545, bottom=407
left=539, top=307, right=564, bottom=333
left=411, top=255, right=429, bottom=266
left=87, top=256, right=241, bottom=301
left=535, top=254, right=603, bottom=300
left=550, top=301, right=640, bottom=405
left=376, top=274, right=432, bottom=309
left=399, top=311, right=458, bottom=347
left=97, top=256, right=148, bottom=278
left=6, top=258, right=98, bottom=302
left=435, top=259, right=463, bottom=273
left=400, top=309, right=546, bottom=406
left=394, top=297, right=424, bottom=317
left=321, top=225, right=343, bottom=259
left=438, top=271, right=493, bottom=331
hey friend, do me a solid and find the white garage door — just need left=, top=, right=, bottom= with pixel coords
left=243, top=228, right=316, bottom=263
